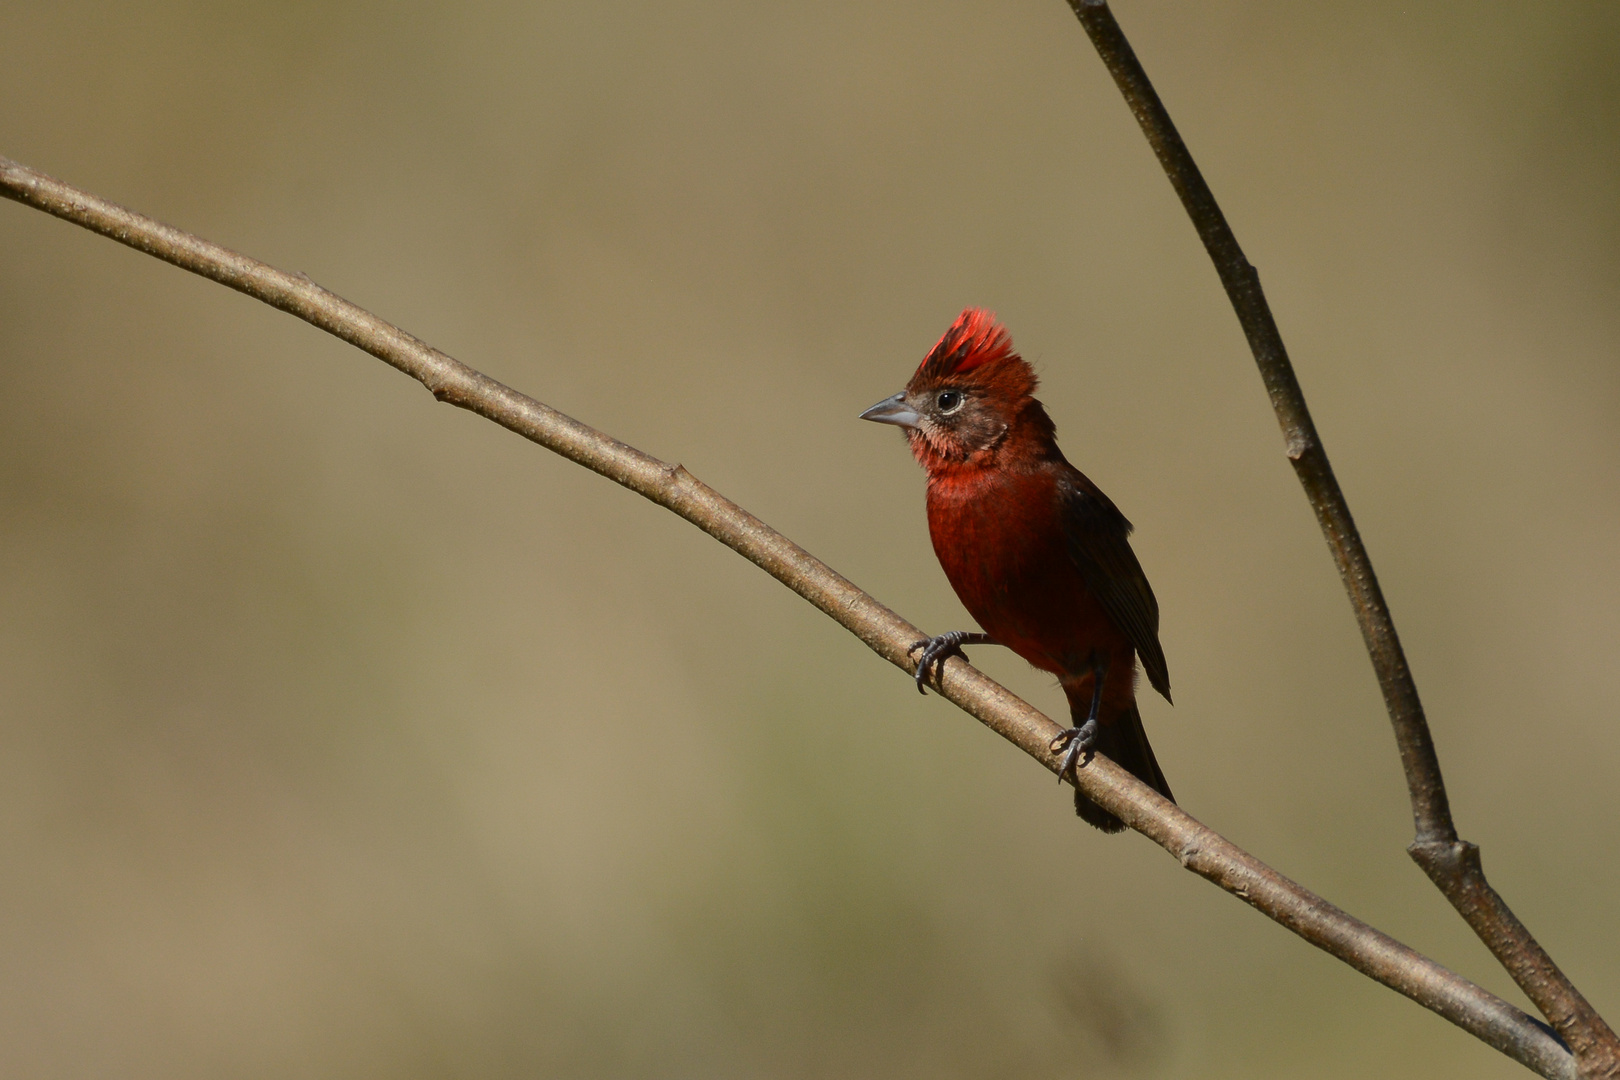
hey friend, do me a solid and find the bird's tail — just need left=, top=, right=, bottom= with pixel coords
left=1073, top=702, right=1173, bottom=834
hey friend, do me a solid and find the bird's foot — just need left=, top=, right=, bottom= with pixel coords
left=1050, top=718, right=1100, bottom=781
left=906, top=631, right=992, bottom=695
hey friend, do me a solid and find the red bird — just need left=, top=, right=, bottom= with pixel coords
left=860, top=309, right=1173, bottom=832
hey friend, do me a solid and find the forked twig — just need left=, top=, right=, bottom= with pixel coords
left=0, top=155, right=1578, bottom=1078
left=1063, top=3, right=1619, bottom=1076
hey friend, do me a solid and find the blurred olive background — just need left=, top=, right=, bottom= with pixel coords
left=1, top=1, right=1616, bottom=1077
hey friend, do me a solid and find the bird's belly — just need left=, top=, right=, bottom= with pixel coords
left=927, top=489, right=1124, bottom=678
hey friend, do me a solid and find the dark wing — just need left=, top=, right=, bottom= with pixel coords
left=1057, top=472, right=1171, bottom=702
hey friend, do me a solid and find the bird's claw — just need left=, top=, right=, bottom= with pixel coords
left=907, top=631, right=976, bottom=695
left=1050, top=719, right=1100, bottom=782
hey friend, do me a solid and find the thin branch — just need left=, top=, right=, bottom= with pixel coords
left=0, top=155, right=1577, bottom=1079
left=1061, top=3, right=1620, bottom=1076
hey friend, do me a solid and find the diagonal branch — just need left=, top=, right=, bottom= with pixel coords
left=1061, top=3, right=1620, bottom=1076
left=0, top=155, right=1576, bottom=1080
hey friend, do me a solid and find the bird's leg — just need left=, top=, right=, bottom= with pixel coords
left=906, top=631, right=995, bottom=695
left=1051, top=652, right=1109, bottom=780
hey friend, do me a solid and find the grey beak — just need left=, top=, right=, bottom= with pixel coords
left=859, top=392, right=922, bottom=429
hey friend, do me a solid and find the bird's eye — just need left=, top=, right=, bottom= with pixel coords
left=936, top=390, right=964, bottom=414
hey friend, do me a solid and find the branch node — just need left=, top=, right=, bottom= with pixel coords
left=1408, top=838, right=1479, bottom=874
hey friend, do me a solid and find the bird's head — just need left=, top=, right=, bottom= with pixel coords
left=860, top=308, right=1055, bottom=473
